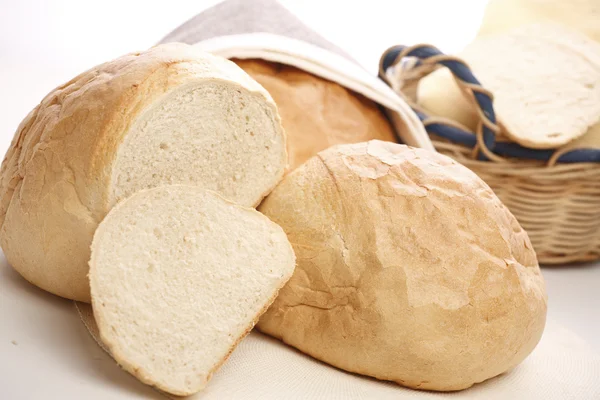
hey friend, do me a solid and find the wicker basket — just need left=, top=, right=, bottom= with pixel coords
left=380, top=44, right=600, bottom=265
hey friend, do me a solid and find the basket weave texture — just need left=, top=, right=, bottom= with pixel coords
left=434, top=139, right=600, bottom=264
left=381, top=45, right=600, bottom=264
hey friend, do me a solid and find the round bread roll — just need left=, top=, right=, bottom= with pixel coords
left=0, top=43, right=286, bottom=302
left=257, top=140, right=547, bottom=391
left=233, top=59, right=397, bottom=169
left=478, top=0, right=600, bottom=43
left=90, top=185, right=295, bottom=396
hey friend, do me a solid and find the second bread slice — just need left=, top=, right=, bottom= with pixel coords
left=89, top=185, right=296, bottom=396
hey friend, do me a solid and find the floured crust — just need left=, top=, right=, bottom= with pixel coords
left=0, top=43, right=285, bottom=302
left=257, top=140, right=547, bottom=391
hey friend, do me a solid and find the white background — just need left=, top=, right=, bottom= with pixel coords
left=0, top=0, right=487, bottom=142
left=0, top=0, right=599, bottom=393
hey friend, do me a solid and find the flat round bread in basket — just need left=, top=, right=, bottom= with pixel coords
left=418, top=23, right=600, bottom=150
left=379, top=21, right=600, bottom=263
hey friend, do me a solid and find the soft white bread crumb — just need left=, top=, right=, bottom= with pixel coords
left=89, top=185, right=295, bottom=396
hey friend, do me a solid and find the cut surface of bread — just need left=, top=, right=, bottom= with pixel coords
left=0, top=43, right=287, bottom=302
left=418, top=23, right=600, bottom=149
left=89, top=185, right=295, bottom=396
left=111, top=79, right=285, bottom=206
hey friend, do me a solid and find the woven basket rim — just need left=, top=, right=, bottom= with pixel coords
left=432, top=139, right=600, bottom=178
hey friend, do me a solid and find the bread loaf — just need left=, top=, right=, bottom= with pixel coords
left=0, top=43, right=287, bottom=302
left=257, top=140, right=547, bottom=391
left=89, top=185, right=296, bottom=396
left=234, top=59, right=397, bottom=169
left=418, top=24, right=600, bottom=149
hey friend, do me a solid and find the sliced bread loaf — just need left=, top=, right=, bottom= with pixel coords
left=0, top=43, right=287, bottom=301
left=89, top=185, right=295, bottom=396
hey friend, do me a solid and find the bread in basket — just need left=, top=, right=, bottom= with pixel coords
left=379, top=23, right=600, bottom=264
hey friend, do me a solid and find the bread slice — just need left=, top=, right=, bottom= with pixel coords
left=89, top=185, right=295, bottom=396
left=418, top=23, right=600, bottom=149
left=0, top=43, right=287, bottom=302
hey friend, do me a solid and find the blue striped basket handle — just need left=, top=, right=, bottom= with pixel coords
left=379, top=44, right=600, bottom=164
